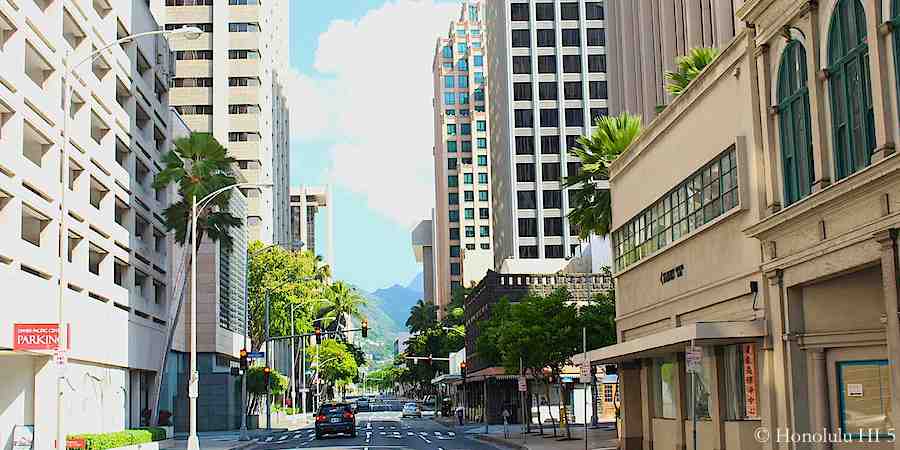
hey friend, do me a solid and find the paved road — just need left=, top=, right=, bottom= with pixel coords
left=250, top=411, right=500, bottom=450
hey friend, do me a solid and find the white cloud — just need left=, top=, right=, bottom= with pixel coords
left=286, top=0, right=459, bottom=227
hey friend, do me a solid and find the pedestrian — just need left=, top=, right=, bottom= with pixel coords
left=456, top=405, right=464, bottom=426
left=502, top=407, right=511, bottom=438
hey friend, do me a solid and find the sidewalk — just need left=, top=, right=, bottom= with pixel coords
left=477, top=425, right=619, bottom=450
left=159, top=429, right=289, bottom=450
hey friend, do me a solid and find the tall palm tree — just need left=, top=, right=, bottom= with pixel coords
left=665, top=47, right=720, bottom=97
left=564, top=113, right=642, bottom=239
left=320, top=281, right=366, bottom=331
left=153, top=132, right=241, bottom=248
left=405, top=299, right=437, bottom=333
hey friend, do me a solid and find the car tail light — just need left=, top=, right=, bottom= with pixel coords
left=316, top=414, right=327, bottom=423
left=343, top=411, right=354, bottom=420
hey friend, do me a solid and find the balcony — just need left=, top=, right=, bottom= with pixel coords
left=181, top=115, right=212, bottom=133
left=169, top=87, right=212, bottom=105
left=229, top=86, right=259, bottom=104
left=174, top=60, right=212, bottom=77
left=229, top=59, right=259, bottom=78
left=165, top=6, right=212, bottom=23
left=228, top=140, right=260, bottom=160
left=229, top=4, right=261, bottom=22
left=229, top=33, right=259, bottom=50
left=229, top=114, right=259, bottom=132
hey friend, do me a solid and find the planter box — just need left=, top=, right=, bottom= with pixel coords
left=160, top=426, right=174, bottom=439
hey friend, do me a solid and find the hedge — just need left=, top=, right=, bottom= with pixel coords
left=131, top=427, right=167, bottom=442
left=67, top=429, right=153, bottom=449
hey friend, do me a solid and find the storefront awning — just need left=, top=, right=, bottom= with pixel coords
left=432, top=374, right=462, bottom=385
left=577, top=320, right=766, bottom=364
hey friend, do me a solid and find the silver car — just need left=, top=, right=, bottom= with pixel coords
left=401, top=402, right=422, bottom=418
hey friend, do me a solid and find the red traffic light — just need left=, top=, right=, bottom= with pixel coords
left=361, top=320, right=369, bottom=338
left=239, top=348, right=247, bottom=358
left=263, top=366, right=271, bottom=373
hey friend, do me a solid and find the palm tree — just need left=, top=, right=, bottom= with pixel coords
left=665, top=47, right=720, bottom=97
left=405, top=299, right=437, bottom=333
left=320, top=281, right=366, bottom=331
left=153, top=132, right=241, bottom=248
left=564, top=113, right=642, bottom=239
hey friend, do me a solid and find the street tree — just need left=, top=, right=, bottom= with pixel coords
left=314, top=339, right=359, bottom=399
left=153, top=132, right=241, bottom=248
left=247, top=366, right=288, bottom=414
left=565, top=113, right=642, bottom=239
left=405, top=299, right=437, bottom=333
left=319, top=281, right=367, bottom=331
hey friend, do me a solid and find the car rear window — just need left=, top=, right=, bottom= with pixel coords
left=320, top=405, right=350, bottom=414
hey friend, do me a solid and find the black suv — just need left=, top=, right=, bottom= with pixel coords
left=314, top=402, right=357, bottom=439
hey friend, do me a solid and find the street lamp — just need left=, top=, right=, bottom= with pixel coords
left=188, top=182, right=272, bottom=450
left=55, top=26, right=201, bottom=450
left=240, top=239, right=303, bottom=440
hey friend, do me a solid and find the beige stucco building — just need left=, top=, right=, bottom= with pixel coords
left=152, top=0, right=291, bottom=245
left=432, top=0, right=494, bottom=315
left=580, top=1, right=900, bottom=449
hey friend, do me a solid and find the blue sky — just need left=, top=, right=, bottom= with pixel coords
left=286, top=0, right=459, bottom=292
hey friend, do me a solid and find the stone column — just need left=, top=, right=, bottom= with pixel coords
left=765, top=269, right=792, bottom=450
left=802, top=1, right=832, bottom=192
left=641, top=359, right=655, bottom=450
left=874, top=230, right=900, bottom=450
left=753, top=40, right=782, bottom=214
left=619, top=362, right=644, bottom=450
left=865, top=0, right=896, bottom=161
left=808, top=349, right=831, bottom=450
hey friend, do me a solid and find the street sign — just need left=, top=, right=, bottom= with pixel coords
left=66, top=438, right=85, bottom=449
left=298, top=388, right=310, bottom=393
left=248, top=351, right=265, bottom=359
left=579, top=362, right=591, bottom=383
left=686, top=346, right=703, bottom=373
left=13, top=323, right=67, bottom=351
left=517, top=376, right=527, bottom=392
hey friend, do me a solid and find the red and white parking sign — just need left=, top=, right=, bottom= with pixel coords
left=13, top=323, right=68, bottom=350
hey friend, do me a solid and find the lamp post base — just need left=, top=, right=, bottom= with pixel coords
left=239, top=426, right=249, bottom=441
left=186, top=435, right=200, bottom=450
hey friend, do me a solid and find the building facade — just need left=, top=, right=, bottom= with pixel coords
left=411, top=218, right=436, bottom=305
left=605, top=0, right=743, bottom=124
left=0, top=0, right=182, bottom=446
left=432, top=0, right=494, bottom=315
left=153, top=0, right=290, bottom=245
left=483, top=0, right=611, bottom=272
left=289, top=185, right=332, bottom=267
left=584, top=1, right=900, bottom=449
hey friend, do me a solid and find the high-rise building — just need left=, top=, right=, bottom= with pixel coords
left=484, top=0, right=610, bottom=270
left=290, top=185, right=333, bottom=267
left=432, top=0, right=493, bottom=314
left=411, top=217, right=436, bottom=305
left=152, top=0, right=291, bottom=245
left=0, top=0, right=183, bottom=445
left=604, top=0, right=742, bottom=124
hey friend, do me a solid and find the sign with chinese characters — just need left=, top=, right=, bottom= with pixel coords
left=743, top=343, right=758, bottom=417
left=13, top=323, right=68, bottom=351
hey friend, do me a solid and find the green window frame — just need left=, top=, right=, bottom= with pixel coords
left=827, top=0, right=875, bottom=180
left=777, top=40, right=815, bottom=205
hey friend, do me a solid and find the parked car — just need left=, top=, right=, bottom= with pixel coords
left=315, top=402, right=357, bottom=439
left=401, top=402, right=422, bottom=418
left=356, top=398, right=370, bottom=412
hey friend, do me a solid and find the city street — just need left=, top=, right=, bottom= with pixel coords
left=249, top=412, right=500, bottom=450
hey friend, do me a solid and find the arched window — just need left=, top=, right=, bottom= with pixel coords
left=777, top=40, right=815, bottom=205
left=827, top=0, right=875, bottom=180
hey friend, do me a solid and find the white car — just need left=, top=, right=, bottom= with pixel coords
left=401, top=402, right=422, bottom=418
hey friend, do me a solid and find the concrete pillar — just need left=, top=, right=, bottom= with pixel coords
left=802, top=2, right=832, bottom=192
left=619, top=362, right=644, bottom=450
left=874, top=230, right=900, bottom=450
left=753, top=41, right=782, bottom=214
left=864, top=0, right=896, bottom=161
left=674, top=355, right=686, bottom=450
left=33, top=357, right=55, bottom=450
left=709, top=348, right=725, bottom=450
left=641, top=359, right=655, bottom=450
left=808, top=349, right=832, bottom=450
left=765, top=270, right=791, bottom=450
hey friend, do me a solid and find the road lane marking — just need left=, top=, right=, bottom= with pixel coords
left=418, top=434, right=432, bottom=444
left=264, top=437, right=273, bottom=442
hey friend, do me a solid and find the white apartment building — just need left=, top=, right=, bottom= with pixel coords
left=153, top=0, right=290, bottom=245
left=432, top=0, right=493, bottom=313
left=484, top=0, right=611, bottom=271
left=0, top=0, right=183, bottom=446
left=290, top=185, right=332, bottom=268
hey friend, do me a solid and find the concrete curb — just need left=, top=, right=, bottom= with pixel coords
left=475, top=434, right=528, bottom=450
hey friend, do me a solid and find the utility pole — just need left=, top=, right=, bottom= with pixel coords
left=264, top=291, right=271, bottom=430
left=584, top=328, right=588, bottom=450
left=290, top=303, right=296, bottom=412
left=301, top=337, right=307, bottom=416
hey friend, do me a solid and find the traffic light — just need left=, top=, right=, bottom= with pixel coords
left=239, top=348, right=248, bottom=370
left=315, top=327, right=322, bottom=344
left=361, top=319, right=369, bottom=338
left=460, top=362, right=467, bottom=378
left=263, top=366, right=271, bottom=389
left=427, top=355, right=433, bottom=365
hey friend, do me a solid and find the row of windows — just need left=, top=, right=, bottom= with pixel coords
left=174, top=105, right=212, bottom=115
left=446, top=139, right=489, bottom=152
left=513, top=80, right=607, bottom=101
left=446, top=122, right=489, bottom=135
left=446, top=224, right=491, bottom=238
left=229, top=22, right=261, bottom=33
left=229, top=49, right=261, bottom=59
left=164, top=23, right=212, bottom=32
left=447, top=173, right=489, bottom=186
left=172, top=77, right=262, bottom=87
left=612, top=148, right=739, bottom=271
left=512, top=54, right=607, bottom=74
left=518, top=217, right=575, bottom=237
left=517, top=188, right=580, bottom=210
left=511, top=2, right=604, bottom=21
left=516, top=162, right=571, bottom=182
left=444, top=105, right=486, bottom=117
left=515, top=108, right=607, bottom=128
left=448, top=228, right=495, bottom=243
left=448, top=154, right=489, bottom=170
left=511, top=28, right=605, bottom=48
left=441, top=40, right=484, bottom=58
left=448, top=190, right=490, bottom=203
left=447, top=207, right=491, bottom=220
left=175, top=50, right=212, bottom=60
left=166, top=0, right=259, bottom=5
left=516, top=135, right=589, bottom=156
left=519, top=244, right=577, bottom=259
left=449, top=242, right=493, bottom=257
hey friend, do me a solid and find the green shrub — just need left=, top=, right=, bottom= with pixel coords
left=131, top=427, right=168, bottom=441
left=67, top=430, right=152, bottom=449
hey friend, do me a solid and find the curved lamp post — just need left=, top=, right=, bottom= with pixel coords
left=55, top=26, right=201, bottom=450
left=187, top=182, right=272, bottom=449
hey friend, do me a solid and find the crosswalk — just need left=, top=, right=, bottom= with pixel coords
left=259, top=426, right=459, bottom=443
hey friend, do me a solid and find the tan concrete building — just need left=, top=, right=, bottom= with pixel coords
left=152, top=0, right=291, bottom=245
left=605, top=0, right=744, bottom=124
left=580, top=1, right=900, bottom=449
left=432, top=0, right=493, bottom=315
left=290, top=185, right=332, bottom=267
